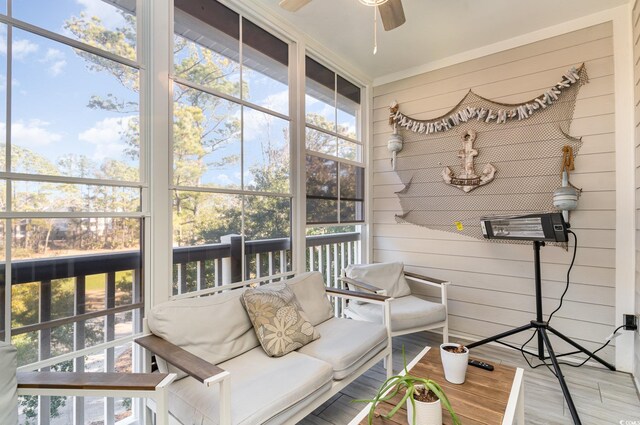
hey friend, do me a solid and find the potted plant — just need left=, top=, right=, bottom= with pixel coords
left=355, top=349, right=461, bottom=425
left=440, top=343, right=469, bottom=384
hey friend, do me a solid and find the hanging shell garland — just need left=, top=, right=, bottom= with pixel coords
left=389, top=65, right=585, bottom=134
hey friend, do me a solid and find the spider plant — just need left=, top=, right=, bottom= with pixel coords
left=354, top=347, right=461, bottom=425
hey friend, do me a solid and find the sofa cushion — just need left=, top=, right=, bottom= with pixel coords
left=345, top=262, right=411, bottom=299
left=297, top=317, right=388, bottom=380
left=148, top=288, right=259, bottom=379
left=285, top=271, right=334, bottom=326
left=167, top=347, right=334, bottom=425
left=242, top=284, right=319, bottom=357
left=0, top=341, right=18, bottom=425
left=347, top=295, right=446, bottom=332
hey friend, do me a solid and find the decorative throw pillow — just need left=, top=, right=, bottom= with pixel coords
left=241, top=284, right=320, bottom=357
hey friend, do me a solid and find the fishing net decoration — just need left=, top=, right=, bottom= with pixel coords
left=390, top=65, right=588, bottom=245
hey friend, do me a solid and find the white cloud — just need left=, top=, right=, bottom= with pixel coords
left=48, top=60, right=67, bottom=77
left=40, top=48, right=67, bottom=77
left=215, top=174, right=232, bottom=185
left=6, top=120, right=63, bottom=147
left=44, top=48, right=64, bottom=61
left=13, top=39, right=39, bottom=60
left=76, top=0, right=128, bottom=28
left=78, top=116, right=135, bottom=160
left=263, top=89, right=289, bottom=115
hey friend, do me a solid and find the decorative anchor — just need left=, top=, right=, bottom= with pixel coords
left=442, top=130, right=496, bottom=192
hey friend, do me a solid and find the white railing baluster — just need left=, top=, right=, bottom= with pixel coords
left=197, top=261, right=203, bottom=291
left=280, top=250, right=286, bottom=275
left=309, top=246, right=314, bottom=271
left=256, top=253, right=261, bottom=279
left=333, top=243, right=340, bottom=316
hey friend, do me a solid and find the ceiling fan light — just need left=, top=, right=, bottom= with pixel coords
left=358, top=0, right=389, bottom=6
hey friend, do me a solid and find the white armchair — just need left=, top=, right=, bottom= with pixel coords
left=0, top=341, right=18, bottom=424
left=341, top=262, right=449, bottom=342
left=0, top=339, right=175, bottom=425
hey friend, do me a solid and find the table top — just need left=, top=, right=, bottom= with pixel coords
left=354, top=346, right=522, bottom=425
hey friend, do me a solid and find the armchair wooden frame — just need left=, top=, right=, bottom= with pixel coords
left=135, top=288, right=394, bottom=425
left=340, top=270, right=450, bottom=342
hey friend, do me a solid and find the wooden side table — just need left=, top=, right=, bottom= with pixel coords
left=17, top=372, right=176, bottom=425
left=350, top=346, right=524, bottom=425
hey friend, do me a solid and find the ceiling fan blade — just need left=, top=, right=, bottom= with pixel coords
left=279, top=0, right=311, bottom=12
left=378, top=0, right=405, bottom=31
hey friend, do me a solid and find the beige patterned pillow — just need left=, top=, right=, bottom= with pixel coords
left=241, top=284, right=320, bottom=357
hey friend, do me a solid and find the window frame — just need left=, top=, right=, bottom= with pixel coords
left=304, top=54, right=365, bottom=226
left=169, top=2, right=297, bottom=293
left=0, top=1, right=149, bottom=422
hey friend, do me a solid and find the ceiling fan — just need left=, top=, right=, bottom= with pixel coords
left=278, top=0, right=406, bottom=31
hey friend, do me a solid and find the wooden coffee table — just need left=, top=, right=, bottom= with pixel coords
left=349, top=346, right=524, bottom=425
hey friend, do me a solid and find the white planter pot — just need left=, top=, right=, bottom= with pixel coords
left=406, top=386, right=442, bottom=425
left=440, top=343, right=469, bottom=384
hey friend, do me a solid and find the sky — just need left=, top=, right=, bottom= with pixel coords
left=2, top=0, right=358, bottom=189
left=3, top=0, right=138, bottom=180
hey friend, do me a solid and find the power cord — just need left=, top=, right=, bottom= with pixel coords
left=520, top=325, right=624, bottom=372
left=518, top=230, right=622, bottom=371
left=547, top=230, right=577, bottom=324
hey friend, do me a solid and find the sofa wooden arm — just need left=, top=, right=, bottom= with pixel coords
left=135, top=335, right=229, bottom=385
left=17, top=371, right=174, bottom=392
left=338, top=276, right=385, bottom=294
left=404, top=271, right=450, bottom=287
left=326, top=287, right=390, bottom=303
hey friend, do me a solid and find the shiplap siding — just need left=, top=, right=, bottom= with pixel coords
left=633, top=0, right=640, bottom=383
left=372, top=23, right=617, bottom=362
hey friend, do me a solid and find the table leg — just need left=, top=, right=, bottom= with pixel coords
left=516, top=379, right=525, bottom=424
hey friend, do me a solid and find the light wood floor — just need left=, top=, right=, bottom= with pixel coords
left=299, top=332, right=640, bottom=425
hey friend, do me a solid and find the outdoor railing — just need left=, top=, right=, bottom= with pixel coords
left=3, top=231, right=361, bottom=342
left=3, top=231, right=360, bottom=424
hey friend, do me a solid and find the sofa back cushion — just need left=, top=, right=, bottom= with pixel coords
left=148, top=288, right=259, bottom=373
left=284, top=271, right=334, bottom=326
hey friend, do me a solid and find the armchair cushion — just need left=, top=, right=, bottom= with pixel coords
left=345, top=262, right=411, bottom=298
left=241, top=284, right=319, bottom=357
left=167, top=347, right=333, bottom=425
left=0, top=341, right=18, bottom=425
left=348, top=295, right=446, bottom=332
left=297, top=317, right=388, bottom=380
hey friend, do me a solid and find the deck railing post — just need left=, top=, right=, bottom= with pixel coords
left=221, top=235, right=242, bottom=284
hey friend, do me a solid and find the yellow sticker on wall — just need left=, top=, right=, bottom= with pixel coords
left=454, top=221, right=464, bottom=231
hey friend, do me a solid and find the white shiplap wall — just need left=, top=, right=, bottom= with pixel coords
left=633, top=0, right=640, bottom=383
left=372, top=23, right=616, bottom=361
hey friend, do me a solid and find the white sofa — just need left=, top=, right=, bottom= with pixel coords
left=137, top=271, right=392, bottom=425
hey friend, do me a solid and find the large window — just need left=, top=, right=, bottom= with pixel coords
left=0, top=1, right=143, bottom=423
left=305, top=56, right=364, bottom=225
left=304, top=57, right=364, bottom=289
left=171, top=0, right=292, bottom=294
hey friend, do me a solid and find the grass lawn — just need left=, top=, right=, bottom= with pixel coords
left=85, top=271, right=133, bottom=292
